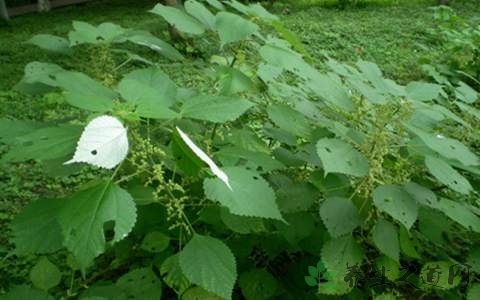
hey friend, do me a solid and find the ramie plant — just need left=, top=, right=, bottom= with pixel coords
left=0, top=0, right=479, bottom=299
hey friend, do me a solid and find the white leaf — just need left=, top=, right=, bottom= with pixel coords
left=176, top=127, right=232, bottom=190
left=64, top=115, right=129, bottom=169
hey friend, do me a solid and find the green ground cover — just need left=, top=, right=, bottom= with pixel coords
left=1, top=0, right=479, bottom=297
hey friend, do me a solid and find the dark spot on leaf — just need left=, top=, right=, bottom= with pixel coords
left=91, top=150, right=98, bottom=155
left=325, top=147, right=332, bottom=153
left=253, top=176, right=259, bottom=180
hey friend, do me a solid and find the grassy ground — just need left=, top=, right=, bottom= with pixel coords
left=1, top=0, right=480, bottom=292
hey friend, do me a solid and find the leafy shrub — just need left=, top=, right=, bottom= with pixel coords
left=1, top=0, right=479, bottom=299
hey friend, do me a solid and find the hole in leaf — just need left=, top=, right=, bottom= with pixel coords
left=103, top=220, right=115, bottom=242
left=48, top=74, right=56, bottom=80
left=253, top=176, right=259, bottom=180
left=325, top=147, right=332, bottom=153
left=91, top=150, right=98, bottom=155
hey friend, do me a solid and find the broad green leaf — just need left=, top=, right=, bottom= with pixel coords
left=259, top=43, right=306, bottom=74
left=171, top=128, right=204, bottom=176
left=55, top=71, right=118, bottom=111
left=437, top=198, right=480, bottom=232
left=181, top=95, right=253, bottom=123
left=30, top=257, right=62, bottom=291
left=140, top=231, right=170, bottom=253
left=11, top=199, right=63, bottom=255
left=468, top=284, right=480, bottom=300
left=57, top=181, right=137, bottom=269
left=150, top=4, right=206, bottom=35
left=0, top=285, right=53, bottom=300
left=348, top=78, right=386, bottom=104
left=68, top=21, right=126, bottom=45
left=420, top=261, right=460, bottom=289
left=204, top=167, right=283, bottom=220
left=118, top=68, right=178, bottom=119
left=376, top=256, right=399, bottom=281
left=215, top=146, right=284, bottom=173
left=185, top=0, right=215, bottom=30
left=267, top=104, right=312, bottom=137
left=316, top=138, right=369, bottom=177
left=243, top=3, right=279, bottom=22
left=320, top=197, right=361, bottom=237
left=1, top=125, right=81, bottom=163
left=373, top=184, right=417, bottom=230
left=279, top=212, right=315, bottom=246
left=425, top=156, right=473, bottom=195
left=215, top=66, right=253, bottom=95
left=307, top=73, right=355, bottom=112
left=220, top=208, right=266, bottom=234
left=456, top=81, right=477, bottom=103
left=405, top=81, right=443, bottom=102
left=399, top=226, right=420, bottom=259
left=275, top=181, right=317, bottom=213
left=182, top=287, right=224, bottom=300
left=15, top=62, right=64, bottom=93
left=372, top=219, right=399, bottom=262
left=127, top=31, right=184, bottom=61
left=179, top=234, right=236, bottom=299
left=160, top=254, right=191, bottom=295
left=467, top=249, right=480, bottom=273
left=239, top=269, right=279, bottom=300
left=404, top=182, right=439, bottom=209
left=27, top=34, right=70, bottom=54
left=215, top=12, right=258, bottom=45
left=116, top=268, right=162, bottom=300
left=205, top=0, right=225, bottom=10
left=321, top=236, right=364, bottom=295
left=0, top=118, right=42, bottom=144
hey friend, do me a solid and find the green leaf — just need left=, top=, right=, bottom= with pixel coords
left=0, top=285, right=53, bottom=300
left=467, top=248, right=480, bottom=273
left=308, top=266, right=319, bottom=278
left=126, top=31, right=184, bottom=61
left=216, top=146, right=284, bottom=173
left=267, top=104, right=312, bottom=137
left=27, top=34, right=70, bottom=54
left=179, top=234, right=236, bottom=300
left=150, top=4, right=206, bottom=35
left=405, top=81, right=443, bottom=102
left=425, top=156, right=472, bottom=195
left=304, top=276, right=318, bottom=287
left=57, top=181, right=137, bottom=269
left=215, top=12, right=258, bottom=45
left=220, top=208, right=266, bottom=234
left=205, top=0, right=225, bottom=10
left=467, top=284, right=480, bottom=300
left=399, top=226, right=420, bottom=259
left=159, top=254, right=191, bottom=295
left=182, top=287, right=224, bottom=300
left=1, top=125, right=81, bottom=164
left=322, top=270, right=338, bottom=280
left=30, top=257, right=61, bottom=291
left=407, top=126, right=479, bottom=166
left=373, top=184, right=417, bottom=230
left=204, top=166, right=283, bottom=220
left=239, top=269, right=279, bottom=300
left=181, top=95, right=253, bottom=123
left=68, top=22, right=126, bottom=45
left=316, top=138, right=369, bottom=177
left=321, top=236, right=364, bottom=295
left=185, top=0, right=216, bottom=30
left=372, top=219, right=399, bottom=262
left=215, top=66, right=254, bottom=95
left=307, top=73, right=355, bottom=112
left=275, top=181, right=316, bottom=213
left=320, top=197, right=361, bottom=237
left=456, top=81, right=477, bottom=104
left=116, top=268, right=162, bottom=300
left=437, top=198, right=480, bottom=232
left=11, top=199, right=64, bottom=255
left=55, top=71, right=118, bottom=111
left=404, top=182, right=439, bottom=209
left=140, top=231, right=170, bottom=253
left=117, top=68, right=178, bottom=119
left=317, top=259, right=327, bottom=272
left=376, top=256, right=400, bottom=281
left=0, top=118, right=40, bottom=144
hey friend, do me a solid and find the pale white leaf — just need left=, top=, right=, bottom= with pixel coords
left=64, top=115, right=128, bottom=169
left=176, top=127, right=231, bottom=190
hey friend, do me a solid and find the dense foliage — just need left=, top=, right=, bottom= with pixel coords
left=1, top=0, right=479, bottom=299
